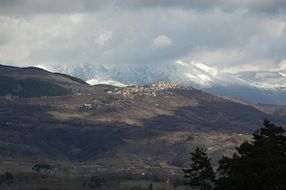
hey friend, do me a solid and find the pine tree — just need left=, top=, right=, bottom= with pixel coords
left=216, top=119, right=286, bottom=190
left=183, top=147, right=215, bottom=190
left=148, top=183, right=153, bottom=190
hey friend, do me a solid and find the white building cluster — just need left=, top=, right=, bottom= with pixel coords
left=108, top=82, right=192, bottom=99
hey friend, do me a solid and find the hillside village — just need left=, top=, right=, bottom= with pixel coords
left=107, top=82, right=193, bottom=99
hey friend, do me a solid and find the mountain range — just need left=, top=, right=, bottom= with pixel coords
left=38, top=62, right=286, bottom=105
left=0, top=64, right=286, bottom=174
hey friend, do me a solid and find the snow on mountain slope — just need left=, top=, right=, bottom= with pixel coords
left=42, top=62, right=286, bottom=104
left=46, top=62, right=286, bottom=91
left=232, top=71, right=286, bottom=91
left=48, top=61, right=223, bottom=87
left=51, top=63, right=173, bottom=85
left=86, top=78, right=127, bottom=87
left=175, top=61, right=216, bottom=87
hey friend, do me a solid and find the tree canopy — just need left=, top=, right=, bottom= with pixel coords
left=215, top=119, right=286, bottom=190
left=183, top=147, right=215, bottom=190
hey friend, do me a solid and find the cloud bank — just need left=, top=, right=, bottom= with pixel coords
left=0, top=0, right=285, bottom=74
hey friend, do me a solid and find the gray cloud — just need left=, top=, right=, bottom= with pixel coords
left=0, top=0, right=286, bottom=16
left=118, top=0, right=286, bottom=13
left=0, top=0, right=285, bottom=75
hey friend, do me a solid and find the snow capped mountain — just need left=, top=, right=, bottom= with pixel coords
left=175, top=61, right=286, bottom=91
left=86, top=78, right=126, bottom=87
left=232, top=71, right=286, bottom=91
left=50, top=63, right=173, bottom=84
left=42, top=62, right=286, bottom=105
left=175, top=61, right=217, bottom=87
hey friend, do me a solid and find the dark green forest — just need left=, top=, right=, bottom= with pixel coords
left=184, top=119, right=286, bottom=190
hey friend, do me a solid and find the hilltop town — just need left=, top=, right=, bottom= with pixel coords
left=107, top=82, right=193, bottom=99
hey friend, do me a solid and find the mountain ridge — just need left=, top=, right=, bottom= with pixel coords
left=0, top=64, right=286, bottom=172
left=39, top=62, right=286, bottom=105
left=0, top=64, right=87, bottom=98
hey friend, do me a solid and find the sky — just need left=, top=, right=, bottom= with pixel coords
left=0, top=0, right=286, bottom=74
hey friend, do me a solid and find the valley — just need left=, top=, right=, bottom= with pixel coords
left=0, top=65, right=286, bottom=189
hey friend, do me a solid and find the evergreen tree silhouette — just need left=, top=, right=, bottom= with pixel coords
left=216, top=119, right=286, bottom=190
left=183, top=147, right=215, bottom=190
left=148, top=183, right=153, bottom=190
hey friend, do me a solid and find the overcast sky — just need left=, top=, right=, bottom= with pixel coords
left=0, top=0, right=286, bottom=73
